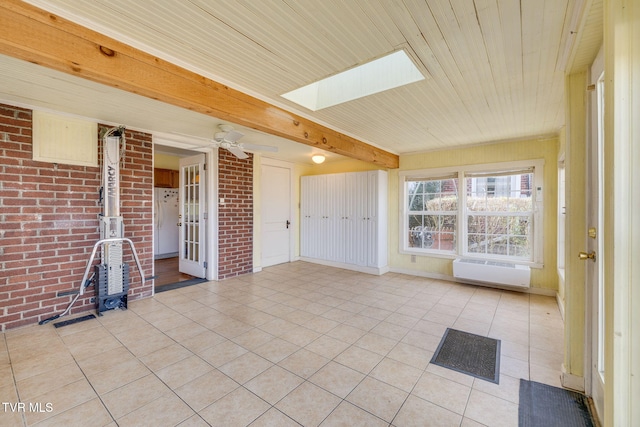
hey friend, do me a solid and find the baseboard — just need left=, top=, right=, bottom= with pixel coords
left=252, top=266, right=263, bottom=273
left=300, top=257, right=388, bottom=275
left=389, top=267, right=452, bottom=281
left=389, top=267, right=556, bottom=296
left=556, top=292, right=566, bottom=321
left=526, top=286, right=557, bottom=297
left=561, top=364, right=585, bottom=392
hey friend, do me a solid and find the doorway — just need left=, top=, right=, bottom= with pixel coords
left=154, top=257, right=197, bottom=288
left=153, top=142, right=213, bottom=292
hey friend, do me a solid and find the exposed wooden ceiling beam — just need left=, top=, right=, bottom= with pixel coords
left=0, top=0, right=399, bottom=168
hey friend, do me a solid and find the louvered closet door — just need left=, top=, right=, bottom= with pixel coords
left=343, top=173, right=359, bottom=265
left=300, top=176, right=312, bottom=258
left=302, top=175, right=322, bottom=259
left=367, top=170, right=388, bottom=269
left=311, top=175, right=325, bottom=259
left=322, top=174, right=334, bottom=261
left=314, top=175, right=329, bottom=260
left=353, top=171, right=369, bottom=266
left=329, top=174, right=346, bottom=262
left=366, top=171, right=379, bottom=267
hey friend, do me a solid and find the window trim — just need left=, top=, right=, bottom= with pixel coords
left=399, top=159, right=545, bottom=267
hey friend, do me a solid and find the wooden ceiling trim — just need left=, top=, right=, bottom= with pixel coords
left=0, top=0, right=399, bottom=169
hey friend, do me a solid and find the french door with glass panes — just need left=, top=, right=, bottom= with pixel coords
left=178, top=154, right=206, bottom=278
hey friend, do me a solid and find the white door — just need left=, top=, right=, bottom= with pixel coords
left=179, top=154, right=206, bottom=278
left=261, top=163, right=292, bottom=267
left=585, top=54, right=604, bottom=423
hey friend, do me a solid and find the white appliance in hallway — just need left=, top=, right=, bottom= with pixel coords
left=154, top=188, right=180, bottom=258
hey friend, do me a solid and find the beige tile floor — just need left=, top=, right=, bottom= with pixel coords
left=0, top=262, right=564, bottom=426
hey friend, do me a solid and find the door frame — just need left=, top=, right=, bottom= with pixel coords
left=152, top=136, right=218, bottom=287
left=206, top=148, right=218, bottom=281
left=256, top=157, right=295, bottom=271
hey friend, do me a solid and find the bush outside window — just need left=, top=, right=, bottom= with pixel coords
left=466, top=172, right=534, bottom=259
left=400, top=160, right=543, bottom=265
left=407, top=177, right=458, bottom=253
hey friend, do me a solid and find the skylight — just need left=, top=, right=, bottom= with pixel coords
left=281, top=50, right=425, bottom=111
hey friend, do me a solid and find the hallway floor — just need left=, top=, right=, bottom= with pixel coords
left=0, top=262, right=564, bottom=426
left=154, top=257, right=196, bottom=290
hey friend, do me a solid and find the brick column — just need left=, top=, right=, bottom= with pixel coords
left=217, top=149, right=253, bottom=279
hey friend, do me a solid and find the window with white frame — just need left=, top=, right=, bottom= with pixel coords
left=406, top=175, right=458, bottom=253
left=400, top=160, right=544, bottom=265
left=465, top=169, right=534, bottom=259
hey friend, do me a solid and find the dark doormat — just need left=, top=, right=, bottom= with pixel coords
left=155, top=278, right=207, bottom=293
left=430, top=328, right=501, bottom=383
left=519, top=380, right=595, bottom=427
left=53, top=314, right=97, bottom=328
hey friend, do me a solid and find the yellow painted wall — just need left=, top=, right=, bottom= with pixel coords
left=390, top=137, right=559, bottom=292
left=154, top=152, right=180, bottom=169
left=563, top=72, right=587, bottom=380
left=557, top=128, right=566, bottom=312
left=299, top=158, right=385, bottom=176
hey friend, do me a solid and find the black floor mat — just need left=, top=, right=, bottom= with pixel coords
left=430, top=328, right=501, bottom=383
left=53, top=314, right=96, bottom=328
left=155, top=277, right=207, bottom=293
left=519, top=380, right=595, bottom=427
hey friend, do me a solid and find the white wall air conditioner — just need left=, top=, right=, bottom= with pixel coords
left=452, top=258, right=531, bottom=289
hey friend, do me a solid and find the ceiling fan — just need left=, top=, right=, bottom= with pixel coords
left=213, top=124, right=278, bottom=159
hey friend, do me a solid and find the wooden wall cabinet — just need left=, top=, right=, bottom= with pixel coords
left=301, top=170, right=388, bottom=275
left=154, top=168, right=179, bottom=188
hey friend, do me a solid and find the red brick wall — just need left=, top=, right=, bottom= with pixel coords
left=218, top=149, right=253, bottom=279
left=0, top=103, right=153, bottom=331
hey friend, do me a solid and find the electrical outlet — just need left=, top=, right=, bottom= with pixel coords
left=411, top=255, right=416, bottom=263
left=90, top=297, right=95, bottom=303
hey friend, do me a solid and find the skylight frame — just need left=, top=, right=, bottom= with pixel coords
left=281, top=50, right=425, bottom=111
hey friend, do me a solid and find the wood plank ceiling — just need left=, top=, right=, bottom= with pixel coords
left=3, top=0, right=584, bottom=160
